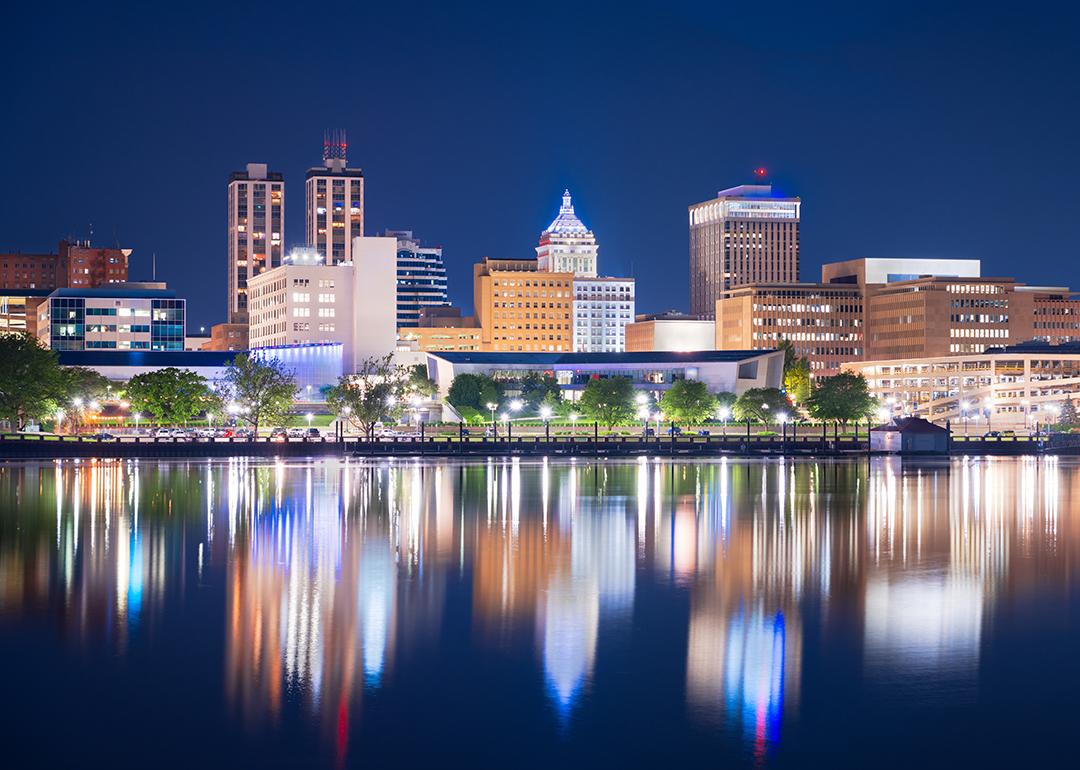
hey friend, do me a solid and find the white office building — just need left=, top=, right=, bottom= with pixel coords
left=536, top=189, right=599, bottom=278
left=227, top=163, right=284, bottom=323
left=572, top=277, right=635, bottom=353
left=305, top=131, right=364, bottom=264
left=37, top=283, right=185, bottom=352
left=247, top=236, right=397, bottom=372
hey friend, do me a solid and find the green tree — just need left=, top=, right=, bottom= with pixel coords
left=784, top=357, right=812, bottom=405
left=126, top=368, right=213, bottom=424
left=733, top=387, right=791, bottom=424
left=577, top=377, right=636, bottom=428
left=221, top=354, right=297, bottom=435
left=447, top=373, right=502, bottom=411
left=517, top=373, right=560, bottom=410
left=1058, top=399, right=1077, bottom=425
left=659, top=379, right=716, bottom=425
left=715, top=391, right=737, bottom=413
left=806, top=372, right=876, bottom=426
left=325, top=354, right=412, bottom=435
left=777, top=339, right=799, bottom=372
left=64, top=367, right=112, bottom=402
left=407, top=364, right=438, bottom=399
left=0, top=334, right=69, bottom=430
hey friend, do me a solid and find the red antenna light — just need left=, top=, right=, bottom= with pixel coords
left=754, top=167, right=768, bottom=178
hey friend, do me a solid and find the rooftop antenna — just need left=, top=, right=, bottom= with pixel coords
left=152, top=252, right=157, bottom=281
left=322, top=128, right=348, bottom=168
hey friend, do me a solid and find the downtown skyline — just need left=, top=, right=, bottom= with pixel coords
left=3, top=1, right=1078, bottom=330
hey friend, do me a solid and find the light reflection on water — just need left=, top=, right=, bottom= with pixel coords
left=1, top=456, right=1078, bottom=766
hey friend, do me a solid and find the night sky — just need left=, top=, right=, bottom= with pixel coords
left=3, top=1, right=1078, bottom=329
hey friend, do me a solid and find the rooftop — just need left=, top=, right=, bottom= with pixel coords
left=57, top=349, right=238, bottom=368
left=50, top=286, right=177, bottom=299
left=543, top=190, right=591, bottom=237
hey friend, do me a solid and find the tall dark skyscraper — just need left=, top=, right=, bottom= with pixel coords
left=388, top=230, right=448, bottom=328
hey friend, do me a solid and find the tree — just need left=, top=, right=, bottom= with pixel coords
left=408, top=364, right=438, bottom=400
left=733, top=387, right=791, bottom=424
left=659, top=379, right=716, bottom=425
left=517, top=373, right=560, bottom=409
left=221, top=354, right=297, bottom=435
left=325, top=354, right=411, bottom=435
left=0, top=334, right=69, bottom=430
left=715, top=391, right=737, bottom=412
left=784, top=357, right=812, bottom=405
left=447, top=373, right=502, bottom=411
left=1058, top=399, right=1078, bottom=425
left=777, top=339, right=799, bottom=372
left=806, top=372, right=876, bottom=426
left=126, top=368, right=212, bottom=424
left=577, top=376, right=636, bottom=428
left=64, top=367, right=112, bottom=402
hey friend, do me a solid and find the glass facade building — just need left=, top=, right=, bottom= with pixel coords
left=38, top=287, right=186, bottom=352
left=387, top=230, right=448, bottom=328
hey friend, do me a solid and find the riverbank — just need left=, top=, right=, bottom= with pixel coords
left=0, top=433, right=1067, bottom=459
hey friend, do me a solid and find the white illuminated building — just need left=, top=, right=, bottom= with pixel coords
left=572, top=277, right=635, bottom=353
left=247, top=236, right=398, bottom=374
left=536, top=189, right=598, bottom=277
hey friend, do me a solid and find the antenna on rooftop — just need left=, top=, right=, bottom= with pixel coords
left=323, top=128, right=347, bottom=164
left=152, top=252, right=157, bottom=281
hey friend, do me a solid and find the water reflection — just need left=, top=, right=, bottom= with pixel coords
left=2, top=456, right=1079, bottom=764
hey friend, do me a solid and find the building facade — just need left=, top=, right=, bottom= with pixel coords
left=689, top=185, right=800, bottom=317
left=305, top=132, right=363, bottom=264
left=62, top=240, right=130, bottom=289
left=398, top=307, right=481, bottom=352
left=388, top=230, right=449, bottom=328
left=0, top=290, right=50, bottom=337
left=536, top=190, right=598, bottom=277
left=37, top=284, right=185, bottom=352
left=473, top=258, right=574, bottom=353
left=227, top=163, right=284, bottom=323
left=572, top=277, right=635, bottom=353
left=248, top=236, right=398, bottom=371
left=846, top=341, right=1080, bottom=432
left=715, top=283, right=864, bottom=374
left=203, top=322, right=249, bottom=352
left=625, top=312, right=715, bottom=352
left=425, top=349, right=785, bottom=403
left=0, top=251, right=64, bottom=290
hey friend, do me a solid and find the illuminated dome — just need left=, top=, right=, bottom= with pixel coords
left=544, top=189, right=590, bottom=236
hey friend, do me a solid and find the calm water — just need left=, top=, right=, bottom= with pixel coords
left=1, top=457, right=1078, bottom=768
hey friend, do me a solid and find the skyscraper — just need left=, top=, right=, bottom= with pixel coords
left=387, top=230, right=449, bottom=328
left=688, top=184, right=800, bottom=318
left=227, top=163, right=284, bottom=323
left=305, top=131, right=364, bottom=265
left=536, top=190, right=598, bottom=277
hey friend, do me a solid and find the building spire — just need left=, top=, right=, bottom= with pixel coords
left=562, top=189, right=573, bottom=210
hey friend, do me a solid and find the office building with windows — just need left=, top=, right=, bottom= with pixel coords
left=36, top=283, right=185, bottom=351
left=689, top=184, right=800, bottom=317
left=248, top=236, right=398, bottom=371
left=305, top=131, right=363, bottom=264
left=473, top=258, right=574, bottom=352
left=227, top=163, right=284, bottom=323
left=387, top=230, right=449, bottom=328
left=0, top=289, right=50, bottom=337
left=572, top=277, right=635, bottom=353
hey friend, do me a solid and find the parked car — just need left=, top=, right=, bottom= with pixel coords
left=90, top=431, right=116, bottom=440
left=269, top=428, right=288, bottom=442
left=286, top=427, right=305, bottom=438
left=155, top=428, right=173, bottom=438
left=305, top=427, right=321, bottom=438
left=643, top=427, right=656, bottom=437
left=667, top=425, right=683, bottom=436
left=696, top=429, right=710, bottom=437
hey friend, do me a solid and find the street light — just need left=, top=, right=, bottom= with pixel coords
left=717, top=405, right=731, bottom=437
left=306, top=412, right=314, bottom=426
left=133, top=412, right=141, bottom=432
left=486, top=402, right=498, bottom=437
left=540, top=405, right=553, bottom=440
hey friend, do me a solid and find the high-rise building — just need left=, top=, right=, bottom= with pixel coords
left=473, top=258, right=574, bottom=352
left=536, top=190, right=598, bottom=277
left=62, top=240, right=130, bottom=288
left=689, top=184, right=800, bottom=317
left=227, top=163, right=284, bottom=323
left=0, top=251, right=64, bottom=290
left=305, top=131, right=364, bottom=265
left=572, top=277, right=635, bottom=353
left=37, top=283, right=185, bottom=351
left=386, top=230, right=449, bottom=328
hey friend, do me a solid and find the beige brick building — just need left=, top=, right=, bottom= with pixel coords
left=473, top=258, right=574, bottom=352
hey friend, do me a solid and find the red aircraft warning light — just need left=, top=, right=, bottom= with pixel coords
left=754, top=167, right=768, bottom=178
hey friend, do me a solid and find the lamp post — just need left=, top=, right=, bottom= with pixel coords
left=487, top=402, right=498, bottom=438
left=635, top=393, right=648, bottom=435
left=777, top=411, right=789, bottom=444
left=500, top=412, right=509, bottom=439
left=717, top=405, right=731, bottom=437
left=569, top=412, right=579, bottom=436
left=509, top=399, right=522, bottom=439
left=134, top=412, right=141, bottom=433
left=654, top=411, right=663, bottom=439
left=540, top=405, right=553, bottom=440
left=960, top=400, right=970, bottom=436
left=55, top=409, right=65, bottom=433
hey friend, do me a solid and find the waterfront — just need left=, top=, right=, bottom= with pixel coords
left=1, top=457, right=1079, bottom=768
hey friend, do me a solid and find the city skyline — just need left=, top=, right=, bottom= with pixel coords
left=3, top=2, right=1077, bottom=330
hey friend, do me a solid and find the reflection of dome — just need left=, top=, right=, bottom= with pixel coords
left=542, top=572, right=599, bottom=718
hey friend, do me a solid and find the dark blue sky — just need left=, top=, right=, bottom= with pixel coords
left=3, top=1, right=1078, bottom=329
